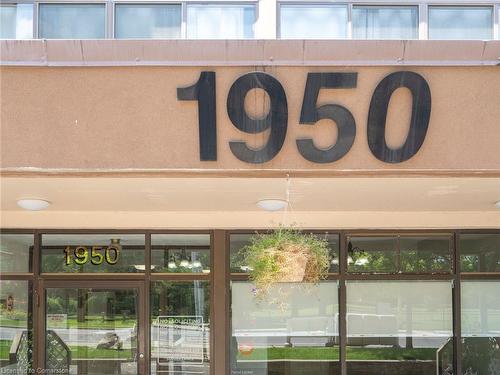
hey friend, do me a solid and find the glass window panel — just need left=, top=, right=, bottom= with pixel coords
left=0, top=4, right=33, bottom=39
left=0, top=280, right=33, bottom=372
left=39, top=4, right=105, bottom=39
left=460, top=233, right=500, bottom=272
left=346, top=281, right=453, bottom=375
left=347, top=236, right=398, bottom=273
left=151, top=234, right=210, bottom=273
left=230, top=233, right=339, bottom=273
left=150, top=281, right=210, bottom=374
left=45, top=287, right=138, bottom=374
left=231, top=281, right=340, bottom=374
left=352, top=6, right=418, bottom=40
left=400, top=236, right=452, bottom=273
left=187, top=4, right=255, bottom=39
left=0, top=234, right=33, bottom=273
left=280, top=5, right=348, bottom=39
left=429, top=6, right=493, bottom=40
left=461, top=281, right=500, bottom=374
left=115, top=4, right=181, bottom=39
left=41, top=234, right=145, bottom=273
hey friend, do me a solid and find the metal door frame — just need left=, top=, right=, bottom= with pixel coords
left=38, top=279, right=146, bottom=375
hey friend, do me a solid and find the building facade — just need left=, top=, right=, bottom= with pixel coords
left=1, top=1, right=500, bottom=374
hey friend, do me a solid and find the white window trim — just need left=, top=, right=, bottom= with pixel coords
left=1, top=0, right=499, bottom=40
left=277, top=1, right=351, bottom=39
left=277, top=1, right=500, bottom=40
left=185, top=1, right=259, bottom=39
left=427, top=4, right=497, bottom=40
left=36, top=1, right=109, bottom=38
left=112, top=2, right=183, bottom=39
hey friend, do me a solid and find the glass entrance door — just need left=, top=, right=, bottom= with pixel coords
left=41, top=281, right=145, bottom=375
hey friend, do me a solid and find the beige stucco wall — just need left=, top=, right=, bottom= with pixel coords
left=1, top=65, right=500, bottom=173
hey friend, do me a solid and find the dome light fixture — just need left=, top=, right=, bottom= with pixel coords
left=257, top=199, right=288, bottom=212
left=495, top=201, right=500, bottom=209
left=17, top=199, right=50, bottom=211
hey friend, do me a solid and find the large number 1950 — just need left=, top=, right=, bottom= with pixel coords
left=178, top=71, right=431, bottom=164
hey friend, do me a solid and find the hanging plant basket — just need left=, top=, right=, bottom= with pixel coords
left=242, top=228, right=331, bottom=299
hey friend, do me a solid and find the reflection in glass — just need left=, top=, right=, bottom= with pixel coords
left=39, top=4, right=105, bottom=39
left=280, top=5, right=348, bottom=39
left=150, top=281, right=210, bottom=374
left=352, top=6, right=418, bottom=39
left=187, top=4, right=255, bottom=39
left=347, top=237, right=398, bottom=273
left=151, top=234, right=210, bottom=273
left=347, top=236, right=452, bottom=273
left=460, top=234, right=500, bottom=272
left=0, top=234, right=33, bottom=273
left=346, top=281, right=453, bottom=375
left=230, top=233, right=339, bottom=273
left=231, top=281, right=340, bottom=375
left=45, top=287, right=138, bottom=374
left=115, top=4, right=181, bottom=39
left=400, top=236, right=451, bottom=273
left=41, top=234, right=145, bottom=273
left=429, top=6, right=493, bottom=40
left=0, top=280, right=32, bottom=372
left=0, top=4, right=33, bottom=39
left=461, top=281, right=500, bottom=374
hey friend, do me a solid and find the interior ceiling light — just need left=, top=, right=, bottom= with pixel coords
left=495, top=201, right=500, bottom=209
left=257, top=199, right=288, bottom=212
left=17, top=199, right=50, bottom=211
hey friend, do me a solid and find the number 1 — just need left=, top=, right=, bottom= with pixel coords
left=177, top=72, right=217, bottom=161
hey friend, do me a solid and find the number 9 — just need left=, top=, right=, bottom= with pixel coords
left=227, top=72, right=288, bottom=163
left=74, top=246, right=89, bottom=265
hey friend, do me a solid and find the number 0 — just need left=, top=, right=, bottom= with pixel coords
left=367, top=71, right=431, bottom=163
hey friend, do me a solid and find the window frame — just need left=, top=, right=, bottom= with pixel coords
left=2, top=0, right=499, bottom=40
left=277, top=1, right=350, bottom=39
left=185, top=1, right=258, bottom=39
left=112, top=1, right=183, bottom=39
left=36, top=1, right=109, bottom=39
left=350, top=3, right=420, bottom=40
left=277, top=0, right=500, bottom=40
left=427, top=4, right=495, bottom=40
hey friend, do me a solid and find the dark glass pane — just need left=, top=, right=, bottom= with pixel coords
left=347, top=237, right=397, bottom=273
left=150, top=281, right=210, bottom=374
left=0, top=280, right=33, bottom=372
left=231, top=281, right=340, bottom=375
left=460, top=234, right=500, bottom=272
left=230, top=233, right=339, bottom=273
left=461, top=281, right=500, bottom=374
left=400, top=236, right=451, bottom=273
left=346, top=281, right=453, bottom=375
left=151, top=234, right=210, bottom=273
left=0, top=234, right=33, bottom=273
left=41, top=234, right=145, bottom=273
left=45, top=287, right=138, bottom=374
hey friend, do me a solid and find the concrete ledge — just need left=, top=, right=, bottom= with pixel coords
left=1, top=40, right=500, bottom=66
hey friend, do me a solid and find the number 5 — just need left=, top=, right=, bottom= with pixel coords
left=90, top=246, right=104, bottom=265
left=297, top=73, right=357, bottom=163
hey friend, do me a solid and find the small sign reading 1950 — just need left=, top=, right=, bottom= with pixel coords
left=64, top=245, right=120, bottom=266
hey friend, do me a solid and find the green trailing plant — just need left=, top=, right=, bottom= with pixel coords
left=243, top=228, right=331, bottom=299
